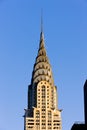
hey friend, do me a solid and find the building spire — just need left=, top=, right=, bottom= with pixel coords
left=31, top=14, right=54, bottom=86
left=40, top=11, right=44, bottom=49
left=41, top=10, right=43, bottom=33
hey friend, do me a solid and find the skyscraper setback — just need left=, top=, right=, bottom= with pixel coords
left=24, top=26, right=62, bottom=130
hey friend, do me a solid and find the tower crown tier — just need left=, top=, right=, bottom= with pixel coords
left=31, top=31, right=54, bottom=86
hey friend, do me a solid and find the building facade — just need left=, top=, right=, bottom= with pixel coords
left=24, top=28, right=62, bottom=130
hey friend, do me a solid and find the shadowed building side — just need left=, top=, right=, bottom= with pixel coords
left=84, top=80, right=87, bottom=124
left=71, top=124, right=87, bottom=130
left=71, top=80, right=87, bottom=130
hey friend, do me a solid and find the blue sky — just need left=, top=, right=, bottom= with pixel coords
left=0, top=0, right=87, bottom=130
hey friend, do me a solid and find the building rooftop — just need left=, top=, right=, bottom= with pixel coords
left=71, top=123, right=87, bottom=130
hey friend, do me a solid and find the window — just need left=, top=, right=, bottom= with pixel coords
left=28, top=123, right=34, bottom=125
left=42, top=106, right=45, bottom=108
left=42, top=116, right=45, bottom=118
left=36, top=123, right=40, bottom=125
left=36, top=120, right=40, bottom=122
left=42, top=85, right=45, bottom=89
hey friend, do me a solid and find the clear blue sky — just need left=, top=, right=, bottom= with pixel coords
left=0, top=0, right=87, bottom=130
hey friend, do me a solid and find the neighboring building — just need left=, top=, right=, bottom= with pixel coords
left=71, top=123, right=87, bottom=130
left=71, top=80, right=87, bottom=130
left=24, top=27, right=62, bottom=130
left=84, top=80, right=87, bottom=124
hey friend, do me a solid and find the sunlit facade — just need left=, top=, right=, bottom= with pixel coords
left=24, top=28, right=62, bottom=130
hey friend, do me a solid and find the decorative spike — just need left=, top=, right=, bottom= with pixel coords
left=39, top=12, right=45, bottom=49
left=41, top=9, right=43, bottom=33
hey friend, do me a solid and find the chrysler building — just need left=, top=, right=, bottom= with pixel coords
left=24, top=23, right=62, bottom=130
